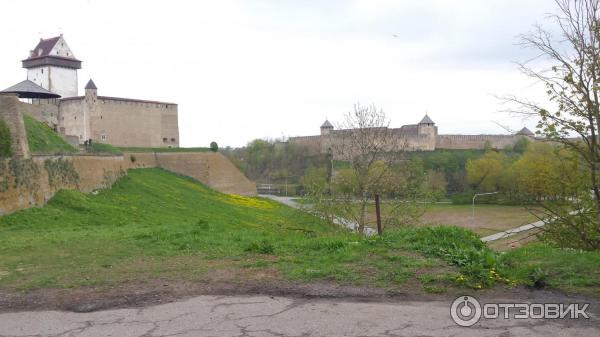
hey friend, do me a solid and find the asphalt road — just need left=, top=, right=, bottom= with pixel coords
left=0, top=295, right=597, bottom=337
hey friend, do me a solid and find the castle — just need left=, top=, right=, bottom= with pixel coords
left=1, top=35, right=179, bottom=148
left=289, top=115, right=534, bottom=157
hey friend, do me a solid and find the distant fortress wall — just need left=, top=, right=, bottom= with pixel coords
left=289, top=115, right=532, bottom=157
left=435, top=134, right=520, bottom=150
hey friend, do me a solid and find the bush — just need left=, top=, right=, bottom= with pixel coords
left=387, top=226, right=509, bottom=288
left=210, top=141, right=219, bottom=152
left=0, top=119, right=13, bottom=157
left=245, top=239, right=275, bottom=254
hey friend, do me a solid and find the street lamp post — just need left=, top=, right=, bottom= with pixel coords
left=472, top=192, right=498, bottom=218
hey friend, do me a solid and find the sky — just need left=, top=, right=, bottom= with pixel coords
left=0, top=0, right=559, bottom=147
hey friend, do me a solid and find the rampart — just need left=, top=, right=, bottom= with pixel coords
left=0, top=96, right=257, bottom=215
left=0, top=151, right=257, bottom=215
left=0, top=95, right=30, bottom=157
left=435, top=134, right=520, bottom=150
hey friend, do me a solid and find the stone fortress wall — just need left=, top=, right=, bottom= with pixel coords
left=289, top=115, right=532, bottom=157
left=27, top=83, right=179, bottom=148
left=5, top=35, right=180, bottom=148
left=435, top=134, right=521, bottom=150
left=0, top=95, right=256, bottom=215
left=0, top=95, right=29, bottom=157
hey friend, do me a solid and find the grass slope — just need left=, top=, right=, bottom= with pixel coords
left=0, top=168, right=597, bottom=297
left=0, top=169, right=454, bottom=291
left=23, top=114, right=76, bottom=154
left=86, top=142, right=123, bottom=155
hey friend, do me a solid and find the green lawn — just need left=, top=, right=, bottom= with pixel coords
left=351, top=202, right=537, bottom=237
left=501, top=244, right=600, bottom=297
left=0, top=169, right=456, bottom=292
left=23, top=114, right=76, bottom=154
left=84, top=142, right=123, bottom=155
left=421, top=204, right=539, bottom=236
left=0, top=168, right=597, bottom=297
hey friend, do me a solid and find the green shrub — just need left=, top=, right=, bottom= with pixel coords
left=210, top=141, right=219, bottom=152
left=0, top=119, right=12, bottom=157
left=44, top=157, right=79, bottom=187
left=387, top=226, right=509, bottom=288
left=245, top=239, right=275, bottom=254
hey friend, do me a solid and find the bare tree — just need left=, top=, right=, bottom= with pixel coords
left=505, top=0, right=600, bottom=247
left=329, top=103, right=405, bottom=234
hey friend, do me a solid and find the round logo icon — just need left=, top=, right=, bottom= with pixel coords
left=450, top=295, right=482, bottom=327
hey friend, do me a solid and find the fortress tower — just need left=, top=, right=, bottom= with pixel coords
left=417, top=114, right=437, bottom=151
left=320, top=120, right=333, bottom=135
left=22, top=35, right=81, bottom=98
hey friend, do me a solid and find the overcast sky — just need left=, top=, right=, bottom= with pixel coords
left=1, top=0, right=558, bottom=147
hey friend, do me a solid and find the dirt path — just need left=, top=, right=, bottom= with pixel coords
left=1, top=294, right=597, bottom=337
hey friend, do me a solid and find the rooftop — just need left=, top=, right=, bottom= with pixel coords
left=419, top=114, right=435, bottom=124
left=0, top=80, right=61, bottom=99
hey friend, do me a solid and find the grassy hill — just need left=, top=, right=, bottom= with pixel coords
left=23, top=114, right=76, bottom=154
left=0, top=168, right=597, bottom=296
left=0, top=168, right=456, bottom=292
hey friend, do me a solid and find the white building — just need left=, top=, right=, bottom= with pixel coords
left=22, top=35, right=81, bottom=98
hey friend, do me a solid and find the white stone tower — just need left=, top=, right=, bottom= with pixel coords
left=22, top=35, right=81, bottom=98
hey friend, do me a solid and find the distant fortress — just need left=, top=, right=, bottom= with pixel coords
left=289, top=115, right=534, bottom=157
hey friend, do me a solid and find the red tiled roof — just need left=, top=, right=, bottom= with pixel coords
left=26, top=36, right=61, bottom=60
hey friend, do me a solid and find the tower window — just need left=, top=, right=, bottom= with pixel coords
left=41, top=69, right=44, bottom=74
left=162, top=138, right=168, bottom=142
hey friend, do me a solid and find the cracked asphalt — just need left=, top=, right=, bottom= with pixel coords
left=0, top=295, right=597, bottom=337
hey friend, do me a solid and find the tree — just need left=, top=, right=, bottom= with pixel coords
left=513, top=137, right=530, bottom=154
left=424, top=170, right=448, bottom=200
left=510, top=142, right=582, bottom=199
left=505, top=0, right=600, bottom=248
left=210, top=141, right=219, bottom=152
left=328, top=103, right=408, bottom=234
left=466, top=151, right=508, bottom=192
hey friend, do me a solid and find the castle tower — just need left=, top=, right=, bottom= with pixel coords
left=418, top=114, right=437, bottom=151
left=320, top=120, right=333, bottom=135
left=81, top=79, right=99, bottom=142
left=85, top=79, right=97, bottom=98
left=22, top=35, right=82, bottom=98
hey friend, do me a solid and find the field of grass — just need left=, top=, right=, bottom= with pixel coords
left=355, top=203, right=537, bottom=237
left=23, top=114, right=76, bottom=154
left=501, top=244, right=600, bottom=296
left=421, top=204, right=539, bottom=236
left=0, top=169, right=597, bottom=297
left=84, top=142, right=123, bottom=155
left=0, top=168, right=460, bottom=293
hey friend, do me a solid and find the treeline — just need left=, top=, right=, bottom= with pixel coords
left=226, top=135, right=570, bottom=202
left=462, top=141, right=587, bottom=204
left=223, top=139, right=329, bottom=188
